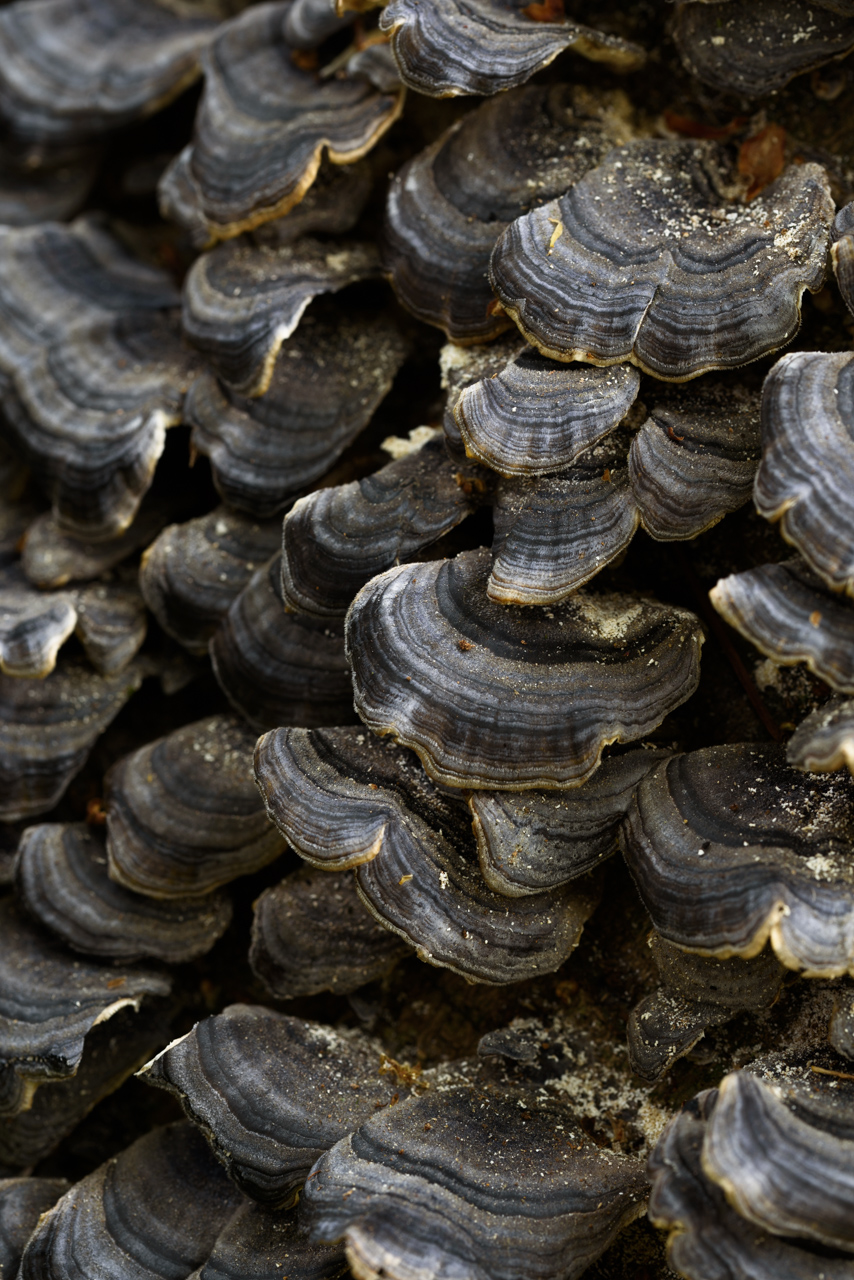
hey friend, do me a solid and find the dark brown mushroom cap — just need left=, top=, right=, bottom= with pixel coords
left=470, top=748, right=669, bottom=896
left=711, top=557, right=854, bottom=693
left=159, top=2, right=403, bottom=245
left=105, top=714, right=286, bottom=900
left=787, top=697, right=854, bottom=775
left=833, top=201, right=854, bottom=314
left=621, top=742, right=854, bottom=975
left=192, top=1201, right=346, bottom=1280
left=249, top=866, right=409, bottom=1000
left=381, top=84, right=635, bottom=343
left=345, top=547, right=703, bottom=789
left=379, top=0, right=645, bottom=96
left=0, top=1178, right=70, bottom=1279
left=281, top=434, right=493, bottom=618
left=182, top=236, right=381, bottom=396
left=185, top=303, right=407, bottom=517
left=489, top=141, right=833, bottom=381
left=755, top=351, right=854, bottom=596
left=0, top=656, right=143, bottom=823
left=0, top=0, right=219, bottom=146
left=22, top=499, right=173, bottom=590
left=15, top=822, right=232, bottom=963
left=18, top=1122, right=244, bottom=1280
left=440, top=334, right=525, bottom=454
left=140, top=508, right=282, bottom=656
left=673, top=0, right=854, bottom=97
left=303, top=1085, right=648, bottom=1280
left=139, top=1005, right=403, bottom=1206
left=211, top=554, right=354, bottom=732
left=0, top=897, right=170, bottom=1113
left=0, top=309, right=199, bottom=541
left=455, top=348, right=640, bottom=476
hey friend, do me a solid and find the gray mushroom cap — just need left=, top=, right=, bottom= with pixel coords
left=0, top=1179, right=70, bottom=1280
left=22, top=496, right=176, bottom=590
left=787, top=697, right=854, bottom=775
left=345, top=547, right=703, bottom=789
left=833, top=201, right=854, bottom=314
left=379, top=0, right=645, bottom=97
left=489, top=140, right=834, bottom=381
left=440, top=334, right=525, bottom=454
left=191, top=1200, right=346, bottom=1280
left=755, top=350, right=854, bottom=597
left=621, top=742, right=854, bottom=975
left=0, top=139, right=99, bottom=228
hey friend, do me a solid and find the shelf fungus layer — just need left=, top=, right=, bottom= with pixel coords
left=250, top=867, right=410, bottom=1000
left=281, top=434, right=493, bottom=618
left=787, top=697, right=854, bottom=776
left=18, top=1122, right=244, bottom=1280
left=711, top=557, right=854, bottom=694
left=255, top=726, right=602, bottom=984
left=454, top=346, right=641, bottom=476
left=303, top=1084, right=648, bottom=1280
left=0, top=1178, right=70, bottom=1280
left=0, top=897, right=170, bottom=1114
left=345, top=548, right=703, bottom=789
left=378, top=0, right=644, bottom=97
left=381, top=84, right=635, bottom=343
left=140, top=507, right=283, bottom=655
left=673, top=0, right=854, bottom=97
left=440, top=334, right=525, bottom=454
left=0, top=0, right=219, bottom=146
left=182, top=236, right=381, bottom=396
left=139, top=1005, right=404, bottom=1207
left=211, top=555, right=354, bottom=732
left=159, top=1, right=404, bottom=244
left=755, top=351, right=854, bottom=596
left=194, top=1201, right=346, bottom=1280
left=833, top=201, right=854, bottom=314
left=489, top=140, right=834, bottom=382
left=186, top=303, right=407, bottom=517
left=105, top=714, right=286, bottom=900
left=15, top=823, right=232, bottom=963
left=622, top=743, right=854, bottom=975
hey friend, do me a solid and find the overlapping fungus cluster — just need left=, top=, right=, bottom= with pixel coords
left=1, top=2, right=854, bottom=1279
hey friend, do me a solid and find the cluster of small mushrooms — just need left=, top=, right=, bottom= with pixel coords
left=1, top=1, right=854, bottom=1279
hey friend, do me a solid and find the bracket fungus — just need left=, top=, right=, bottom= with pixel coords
left=622, top=743, right=854, bottom=975
left=440, top=334, right=525, bottom=455
left=788, top=697, right=854, bottom=776
left=489, top=140, right=834, bottom=381
left=139, top=1005, right=405, bottom=1206
left=0, top=1179, right=70, bottom=1280
left=345, top=547, right=703, bottom=789
left=182, top=236, right=381, bottom=396
left=22, top=497, right=179, bottom=591
left=381, top=84, right=636, bottom=343
left=105, top=714, right=286, bottom=899
left=159, top=1, right=404, bottom=244
left=193, top=1201, right=346, bottom=1280
left=378, top=0, right=644, bottom=97
left=833, top=201, right=854, bottom=314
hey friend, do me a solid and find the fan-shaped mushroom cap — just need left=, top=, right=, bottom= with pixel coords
left=105, top=714, right=286, bottom=899
left=192, top=1201, right=346, bottom=1280
left=244, top=157, right=372, bottom=254
left=622, top=742, right=854, bottom=975
left=18, top=1122, right=244, bottom=1280
left=281, top=434, right=492, bottom=618
left=0, top=1179, right=70, bottom=1280
left=254, top=725, right=601, bottom=983
left=182, top=236, right=381, bottom=395
left=470, top=748, right=669, bottom=896
left=140, top=508, right=282, bottom=655
left=490, top=141, right=833, bottom=381
left=0, top=310, right=199, bottom=541
left=139, top=1006, right=404, bottom=1206
left=788, top=697, right=854, bottom=775
left=211, top=554, right=354, bottom=732
left=0, top=0, right=220, bottom=146
left=0, top=897, right=170, bottom=1114
left=755, top=351, right=854, bottom=596
left=345, top=547, right=703, bottom=789
left=0, top=656, right=143, bottom=822
left=159, top=2, right=403, bottom=244
left=0, top=141, right=98, bottom=227
left=673, top=0, right=854, bottom=97
left=72, top=582, right=148, bottom=676
left=185, top=304, right=407, bottom=517
left=381, top=84, right=636, bottom=343
left=15, top=822, right=232, bottom=963
left=440, top=334, right=524, bottom=453
left=303, top=1084, right=648, bottom=1280
left=711, top=557, right=854, bottom=693
left=455, top=348, right=640, bottom=476
left=378, top=0, right=644, bottom=96
left=250, top=866, right=409, bottom=999
left=833, top=201, right=854, bottom=314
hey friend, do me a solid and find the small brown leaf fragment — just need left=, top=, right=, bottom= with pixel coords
left=810, top=610, right=822, bottom=627
left=457, top=638, right=473, bottom=651
left=738, top=124, right=786, bottom=201
left=86, top=797, right=107, bottom=825
left=523, top=0, right=564, bottom=21
left=663, top=110, right=747, bottom=140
